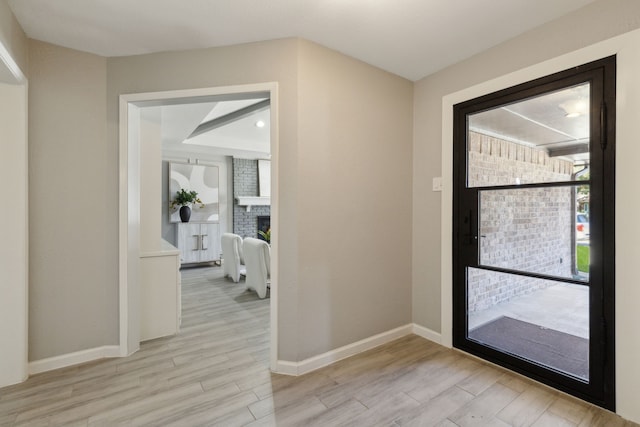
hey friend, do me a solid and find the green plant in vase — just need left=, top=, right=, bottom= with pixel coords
left=170, top=189, right=204, bottom=222
left=258, top=228, right=271, bottom=244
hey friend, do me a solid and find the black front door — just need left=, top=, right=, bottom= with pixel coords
left=452, top=56, right=615, bottom=409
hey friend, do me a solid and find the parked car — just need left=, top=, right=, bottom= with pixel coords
left=576, top=212, right=590, bottom=239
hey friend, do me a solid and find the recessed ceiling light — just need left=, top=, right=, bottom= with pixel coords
left=255, top=120, right=265, bottom=128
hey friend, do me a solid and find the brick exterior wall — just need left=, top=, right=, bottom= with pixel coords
left=233, top=158, right=271, bottom=238
left=468, top=132, right=575, bottom=313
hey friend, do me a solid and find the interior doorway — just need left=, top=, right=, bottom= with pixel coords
left=452, top=57, right=615, bottom=409
left=118, top=83, right=279, bottom=370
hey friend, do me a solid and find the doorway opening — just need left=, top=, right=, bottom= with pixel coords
left=118, top=83, right=279, bottom=370
left=452, top=57, right=615, bottom=409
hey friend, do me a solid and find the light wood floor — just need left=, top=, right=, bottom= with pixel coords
left=1, top=266, right=637, bottom=426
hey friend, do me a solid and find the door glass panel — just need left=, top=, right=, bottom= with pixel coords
left=467, top=267, right=590, bottom=381
left=479, top=186, right=590, bottom=281
left=467, top=83, right=590, bottom=188
left=464, top=79, right=594, bottom=383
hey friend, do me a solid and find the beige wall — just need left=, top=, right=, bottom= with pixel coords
left=0, top=82, right=28, bottom=385
left=26, top=36, right=414, bottom=363
left=28, top=40, right=111, bottom=360
left=296, top=40, right=413, bottom=359
left=0, top=0, right=27, bottom=388
left=107, top=39, right=302, bottom=360
left=107, top=39, right=414, bottom=361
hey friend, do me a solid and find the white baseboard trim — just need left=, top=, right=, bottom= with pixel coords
left=273, top=360, right=299, bottom=376
left=412, top=323, right=443, bottom=345
left=29, top=345, right=121, bottom=375
left=274, top=324, right=414, bottom=376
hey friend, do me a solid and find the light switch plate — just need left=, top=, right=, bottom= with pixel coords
left=432, top=177, right=442, bottom=192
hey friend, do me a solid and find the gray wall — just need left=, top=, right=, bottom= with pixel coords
left=233, top=158, right=270, bottom=238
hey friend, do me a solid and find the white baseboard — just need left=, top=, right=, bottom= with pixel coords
left=274, top=323, right=446, bottom=376
left=412, top=323, right=443, bottom=345
left=273, top=360, right=299, bottom=376
left=29, top=345, right=121, bottom=375
left=274, top=324, right=414, bottom=376
left=28, top=325, right=442, bottom=377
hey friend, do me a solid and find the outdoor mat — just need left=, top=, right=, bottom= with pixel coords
left=468, top=316, right=589, bottom=380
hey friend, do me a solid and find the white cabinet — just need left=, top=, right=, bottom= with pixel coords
left=176, top=222, right=220, bottom=264
left=140, top=240, right=181, bottom=342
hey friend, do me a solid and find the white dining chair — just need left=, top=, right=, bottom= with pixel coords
left=242, top=237, right=270, bottom=298
left=221, top=233, right=245, bottom=283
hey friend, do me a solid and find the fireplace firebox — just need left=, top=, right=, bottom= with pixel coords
left=257, top=216, right=270, bottom=241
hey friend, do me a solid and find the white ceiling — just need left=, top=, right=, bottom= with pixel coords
left=7, top=0, right=596, bottom=81
left=7, top=1, right=597, bottom=159
left=154, top=97, right=271, bottom=159
left=184, top=99, right=270, bottom=157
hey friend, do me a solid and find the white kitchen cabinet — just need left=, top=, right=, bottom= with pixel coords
left=176, top=222, right=220, bottom=264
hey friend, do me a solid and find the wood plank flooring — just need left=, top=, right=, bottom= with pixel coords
left=0, top=266, right=637, bottom=426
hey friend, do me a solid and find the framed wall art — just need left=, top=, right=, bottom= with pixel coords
left=169, top=162, right=219, bottom=223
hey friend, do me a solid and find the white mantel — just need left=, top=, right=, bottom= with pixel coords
left=236, top=196, right=271, bottom=212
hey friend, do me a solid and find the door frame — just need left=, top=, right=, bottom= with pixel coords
left=440, top=29, right=640, bottom=418
left=118, top=82, right=280, bottom=370
left=451, top=57, right=615, bottom=408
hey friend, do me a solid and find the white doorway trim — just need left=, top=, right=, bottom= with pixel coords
left=119, top=82, right=279, bottom=370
